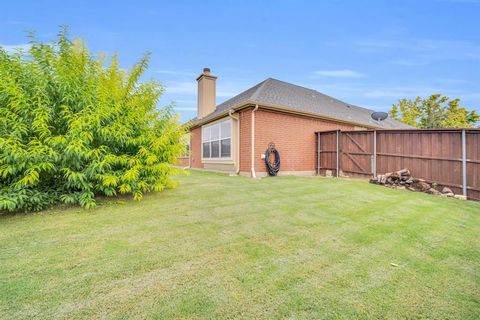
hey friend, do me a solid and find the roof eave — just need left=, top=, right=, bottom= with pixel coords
left=188, top=101, right=407, bottom=130
left=252, top=102, right=385, bottom=129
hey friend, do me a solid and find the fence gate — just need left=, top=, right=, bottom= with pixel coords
left=340, top=131, right=374, bottom=178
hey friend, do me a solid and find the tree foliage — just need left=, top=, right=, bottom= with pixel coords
left=389, top=94, right=479, bottom=129
left=0, top=28, right=186, bottom=212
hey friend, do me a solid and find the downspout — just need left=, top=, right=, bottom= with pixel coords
left=251, top=104, right=259, bottom=178
left=188, top=135, right=191, bottom=168
left=229, top=110, right=240, bottom=174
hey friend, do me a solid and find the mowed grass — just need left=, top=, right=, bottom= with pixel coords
left=1, top=171, right=479, bottom=319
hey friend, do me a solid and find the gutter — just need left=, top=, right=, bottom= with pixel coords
left=228, top=109, right=240, bottom=174
left=251, top=104, right=259, bottom=178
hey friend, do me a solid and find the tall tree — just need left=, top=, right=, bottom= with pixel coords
left=0, top=28, right=187, bottom=212
left=389, top=94, right=479, bottom=128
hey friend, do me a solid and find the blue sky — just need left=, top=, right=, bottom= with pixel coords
left=1, top=0, right=479, bottom=122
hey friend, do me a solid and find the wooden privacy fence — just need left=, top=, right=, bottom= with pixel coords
left=316, top=129, right=480, bottom=201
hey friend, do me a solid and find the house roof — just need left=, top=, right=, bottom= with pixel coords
left=193, top=78, right=412, bottom=129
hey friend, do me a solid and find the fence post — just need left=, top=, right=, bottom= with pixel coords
left=462, top=129, right=467, bottom=196
left=336, top=130, right=339, bottom=177
left=317, top=132, right=321, bottom=175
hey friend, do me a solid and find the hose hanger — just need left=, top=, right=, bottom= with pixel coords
left=265, top=143, right=280, bottom=176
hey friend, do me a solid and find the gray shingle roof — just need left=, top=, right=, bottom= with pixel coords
left=194, top=78, right=411, bottom=129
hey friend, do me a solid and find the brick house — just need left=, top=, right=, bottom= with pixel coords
left=178, top=68, right=409, bottom=177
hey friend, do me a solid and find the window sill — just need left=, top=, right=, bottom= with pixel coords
left=202, top=159, right=234, bottom=164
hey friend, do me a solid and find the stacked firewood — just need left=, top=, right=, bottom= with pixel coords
left=370, top=168, right=464, bottom=199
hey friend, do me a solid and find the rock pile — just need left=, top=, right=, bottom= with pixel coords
left=369, top=168, right=465, bottom=199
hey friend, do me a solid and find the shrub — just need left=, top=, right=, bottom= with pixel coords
left=0, top=28, right=186, bottom=212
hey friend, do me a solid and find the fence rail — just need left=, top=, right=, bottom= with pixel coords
left=316, top=129, right=480, bottom=201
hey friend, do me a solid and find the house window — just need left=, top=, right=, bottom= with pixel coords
left=202, top=120, right=231, bottom=159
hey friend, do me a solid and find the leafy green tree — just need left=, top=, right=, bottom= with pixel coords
left=389, top=94, right=479, bottom=128
left=0, top=28, right=186, bottom=212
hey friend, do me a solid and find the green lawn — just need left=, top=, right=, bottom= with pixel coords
left=1, top=171, right=479, bottom=319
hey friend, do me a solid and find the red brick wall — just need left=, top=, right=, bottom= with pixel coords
left=190, top=126, right=203, bottom=169
left=186, top=107, right=355, bottom=174
left=239, top=108, right=252, bottom=173
left=176, top=157, right=189, bottom=167
left=253, top=109, right=354, bottom=173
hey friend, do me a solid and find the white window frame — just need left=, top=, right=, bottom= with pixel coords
left=201, top=119, right=232, bottom=160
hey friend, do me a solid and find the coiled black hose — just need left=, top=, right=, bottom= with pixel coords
left=265, top=146, right=280, bottom=176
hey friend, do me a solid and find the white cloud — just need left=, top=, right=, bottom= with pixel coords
left=350, top=40, right=404, bottom=52
left=329, top=83, right=452, bottom=99
left=303, top=81, right=479, bottom=102
left=349, top=38, right=480, bottom=62
left=360, top=85, right=480, bottom=100
left=388, top=59, right=428, bottom=66
left=165, top=82, right=197, bottom=95
left=165, top=80, right=248, bottom=98
left=174, top=107, right=197, bottom=111
left=154, top=70, right=196, bottom=76
left=1, top=43, right=31, bottom=54
left=175, top=99, right=197, bottom=104
left=362, top=87, right=432, bottom=99
left=313, top=69, right=365, bottom=78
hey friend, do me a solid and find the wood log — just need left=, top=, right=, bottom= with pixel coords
left=371, top=168, right=461, bottom=200
left=441, top=187, right=454, bottom=197
left=410, top=181, right=431, bottom=192
left=397, top=169, right=410, bottom=176
left=426, top=188, right=441, bottom=195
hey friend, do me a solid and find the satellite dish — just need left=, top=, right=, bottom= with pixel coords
left=371, top=111, right=388, bottom=121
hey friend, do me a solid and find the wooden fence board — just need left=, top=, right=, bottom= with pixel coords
left=467, top=131, right=480, bottom=201
left=316, top=129, right=480, bottom=201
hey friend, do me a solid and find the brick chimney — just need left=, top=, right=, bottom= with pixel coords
left=197, top=68, right=217, bottom=119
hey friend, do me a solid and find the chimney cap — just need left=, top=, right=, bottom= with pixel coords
left=197, top=67, right=217, bottom=81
